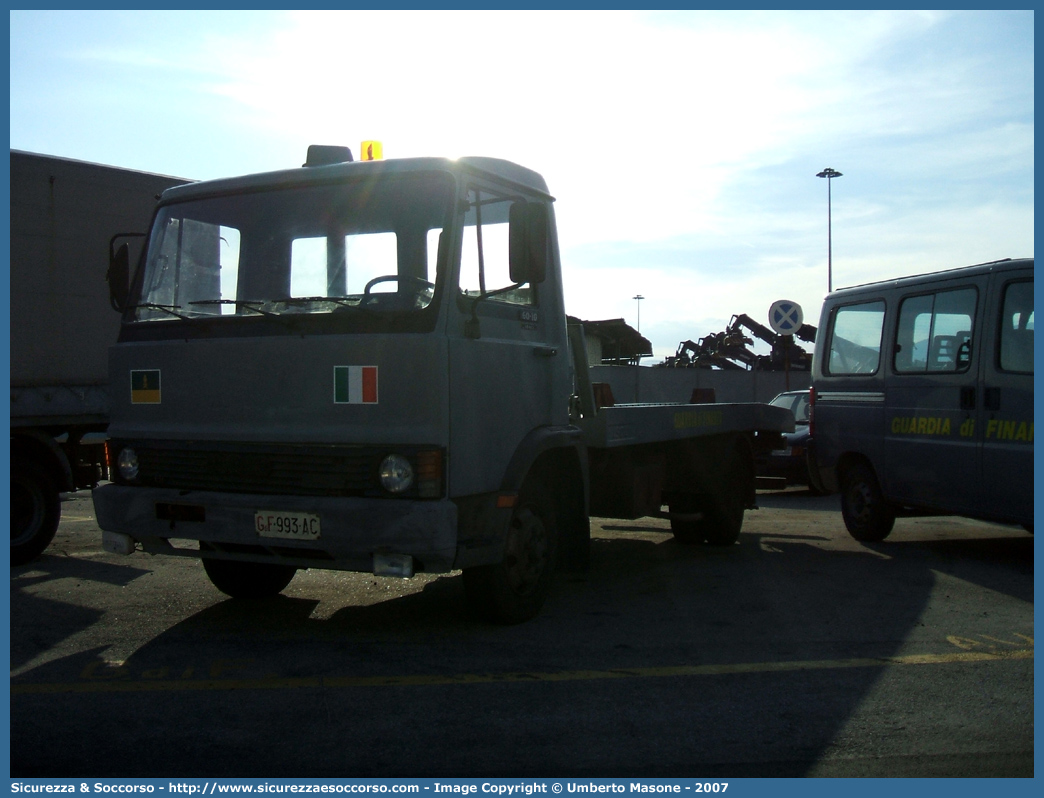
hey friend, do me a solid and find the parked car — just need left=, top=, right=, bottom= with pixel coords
left=756, top=389, right=822, bottom=492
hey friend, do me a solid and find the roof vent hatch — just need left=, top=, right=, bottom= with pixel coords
left=303, top=145, right=354, bottom=167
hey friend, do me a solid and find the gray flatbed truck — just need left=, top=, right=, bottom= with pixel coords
left=93, top=145, right=793, bottom=622
left=9, top=151, right=186, bottom=565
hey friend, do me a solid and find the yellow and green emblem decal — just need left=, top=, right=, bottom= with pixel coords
left=131, top=370, right=161, bottom=404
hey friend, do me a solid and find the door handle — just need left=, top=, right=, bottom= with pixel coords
left=533, top=346, right=558, bottom=357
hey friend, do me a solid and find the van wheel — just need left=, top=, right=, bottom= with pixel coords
left=463, top=478, right=559, bottom=624
left=841, top=463, right=896, bottom=542
left=11, top=458, right=62, bottom=566
left=202, top=557, right=298, bottom=598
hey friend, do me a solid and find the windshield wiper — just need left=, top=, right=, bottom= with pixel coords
left=128, top=303, right=191, bottom=320
left=188, top=299, right=279, bottom=317
left=268, top=296, right=362, bottom=309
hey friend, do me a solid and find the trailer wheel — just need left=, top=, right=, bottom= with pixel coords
left=11, top=458, right=62, bottom=566
left=202, top=557, right=298, bottom=599
left=462, top=477, right=559, bottom=624
left=840, top=462, right=896, bottom=542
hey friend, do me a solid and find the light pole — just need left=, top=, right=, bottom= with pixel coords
left=816, top=167, right=842, bottom=292
left=632, top=294, right=645, bottom=398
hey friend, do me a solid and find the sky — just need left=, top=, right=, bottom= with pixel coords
left=8, top=9, right=1034, bottom=362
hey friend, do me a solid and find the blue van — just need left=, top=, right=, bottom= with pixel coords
left=810, top=258, right=1033, bottom=540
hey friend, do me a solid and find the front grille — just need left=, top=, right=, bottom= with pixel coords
left=119, top=441, right=385, bottom=497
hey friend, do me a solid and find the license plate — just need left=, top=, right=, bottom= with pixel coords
left=255, top=510, right=321, bottom=540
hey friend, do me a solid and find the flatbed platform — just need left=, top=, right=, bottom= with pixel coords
left=579, top=401, right=794, bottom=448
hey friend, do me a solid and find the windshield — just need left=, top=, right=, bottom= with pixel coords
left=132, top=173, right=453, bottom=323
left=770, top=391, right=810, bottom=423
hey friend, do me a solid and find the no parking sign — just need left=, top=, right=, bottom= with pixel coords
left=769, top=299, right=803, bottom=336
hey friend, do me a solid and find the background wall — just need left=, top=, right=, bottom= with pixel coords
left=588, top=365, right=811, bottom=405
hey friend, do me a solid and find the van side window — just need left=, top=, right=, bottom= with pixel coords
left=894, top=287, right=976, bottom=374
left=827, top=301, right=885, bottom=375
left=999, top=280, right=1034, bottom=374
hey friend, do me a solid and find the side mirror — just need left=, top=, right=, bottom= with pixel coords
left=509, top=201, right=549, bottom=285
left=107, top=240, right=131, bottom=312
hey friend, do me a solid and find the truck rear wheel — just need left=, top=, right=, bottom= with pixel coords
left=668, top=438, right=748, bottom=547
left=201, top=557, right=298, bottom=599
left=669, top=493, right=744, bottom=547
left=668, top=496, right=705, bottom=545
left=841, top=463, right=896, bottom=542
left=462, top=478, right=559, bottom=624
left=703, top=491, right=745, bottom=546
left=11, top=458, right=61, bottom=566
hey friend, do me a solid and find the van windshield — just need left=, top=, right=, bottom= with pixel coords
left=131, top=173, right=453, bottom=323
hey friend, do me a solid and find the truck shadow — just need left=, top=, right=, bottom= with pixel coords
left=10, top=554, right=153, bottom=672
left=11, top=550, right=151, bottom=588
left=11, top=523, right=1033, bottom=777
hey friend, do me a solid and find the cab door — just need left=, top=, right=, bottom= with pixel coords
left=978, top=266, right=1034, bottom=524
left=885, top=277, right=988, bottom=514
left=446, top=184, right=563, bottom=498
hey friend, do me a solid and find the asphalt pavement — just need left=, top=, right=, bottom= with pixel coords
left=10, top=488, right=1034, bottom=778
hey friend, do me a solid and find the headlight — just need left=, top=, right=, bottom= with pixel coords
left=118, top=448, right=140, bottom=481
left=379, top=454, right=414, bottom=494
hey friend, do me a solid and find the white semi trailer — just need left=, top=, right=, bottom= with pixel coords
left=9, top=151, right=187, bottom=565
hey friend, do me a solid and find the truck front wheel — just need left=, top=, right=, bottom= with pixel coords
left=462, top=478, right=559, bottom=624
left=11, top=458, right=62, bottom=566
left=201, top=556, right=298, bottom=599
left=840, top=463, right=896, bottom=542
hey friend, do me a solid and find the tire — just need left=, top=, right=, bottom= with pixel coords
left=840, top=463, right=896, bottom=542
left=668, top=439, right=748, bottom=547
left=702, top=490, right=745, bottom=546
left=202, top=557, right=298, bottom=599
left=669, top=493, right=744, bottom=547
left=462, top=477, right=559, bottom=624
left=11, top=458, right=62, bottom=566
left=668, top=495, right=705, bottom=545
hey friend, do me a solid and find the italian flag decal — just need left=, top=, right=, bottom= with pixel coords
left=334, top=366, right=378, bottom=404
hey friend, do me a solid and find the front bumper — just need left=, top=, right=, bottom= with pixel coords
left=93, top=483, right=459, bottom=573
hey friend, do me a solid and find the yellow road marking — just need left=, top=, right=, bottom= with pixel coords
left=10, top=647, right=1033, bottom=696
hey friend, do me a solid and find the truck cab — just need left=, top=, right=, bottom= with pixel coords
left=95, top=148, right=583, bottom=621
left=95, top=146, right=792, bottom=623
